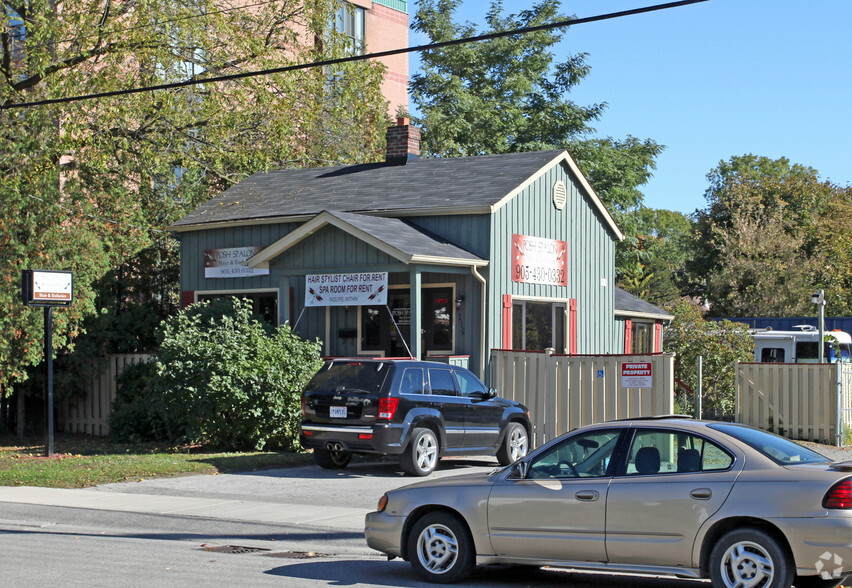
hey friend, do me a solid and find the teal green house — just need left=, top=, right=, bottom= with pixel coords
left=171, top=120, right=671, bottom=378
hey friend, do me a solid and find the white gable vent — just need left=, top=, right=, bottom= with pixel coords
left=552, top=180, right=567, bottom=210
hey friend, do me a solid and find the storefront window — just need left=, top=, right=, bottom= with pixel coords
left=197, top=292, right=277, bottom=326
left=512, top=300, right=566, bottom=352
left=361, top=307, right=382, bottom=350
left=631, top=322, right=653, bottom=354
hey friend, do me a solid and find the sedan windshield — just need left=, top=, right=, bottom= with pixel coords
left=709, top=423, right=829, bottom=465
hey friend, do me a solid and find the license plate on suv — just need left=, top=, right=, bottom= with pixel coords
left=330, top=406, right=348, bottom=419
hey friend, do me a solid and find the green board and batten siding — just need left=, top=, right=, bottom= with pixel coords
left=179, top=221, right=485, bottom=366
left=488, top=159, right=618, bottom=354
left=177, top=222, right=299, bottom=308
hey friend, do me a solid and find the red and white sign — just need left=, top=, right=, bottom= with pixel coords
left=621, top=362, right=653, bottom=389
left=511, top=234, right=567, bottom=286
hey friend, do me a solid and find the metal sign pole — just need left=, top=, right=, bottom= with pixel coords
left=291, top=307, right=307, bottom=331
left=696, top=356, right=703, bottom=420
left=44, top=305, right=54, bottom=457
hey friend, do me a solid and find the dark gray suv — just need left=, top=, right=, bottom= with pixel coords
left=300, top=359, right=531, bottom=476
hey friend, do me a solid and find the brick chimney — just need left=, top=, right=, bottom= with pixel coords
left=385, top=117, right=421, bottom=165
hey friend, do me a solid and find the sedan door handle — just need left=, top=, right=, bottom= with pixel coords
left=575, top=490, right=600, bottom=501
left=690, top=488, right=712, bottom=500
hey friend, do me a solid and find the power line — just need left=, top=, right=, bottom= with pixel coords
left=1, top=0, right=709, bottom=111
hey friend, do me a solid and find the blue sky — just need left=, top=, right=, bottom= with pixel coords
left=408, top=0, right=852, bottom=215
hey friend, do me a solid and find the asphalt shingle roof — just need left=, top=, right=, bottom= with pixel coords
left=614, top=287, right=673, bottom=319
left=173, top=150, right=567, bottom=228
left=316, top=210, right=485, bottom=263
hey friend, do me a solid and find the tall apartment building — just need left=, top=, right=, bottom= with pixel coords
left=343, top=1, right=410, bottom=115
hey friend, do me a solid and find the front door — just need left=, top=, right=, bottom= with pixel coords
left=359, top=286, right=455, bottom=358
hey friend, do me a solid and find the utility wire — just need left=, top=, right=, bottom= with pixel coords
left=1, top=0, right=709, bottom=111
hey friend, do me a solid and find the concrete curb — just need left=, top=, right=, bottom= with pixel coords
left=0, top=486, right=370, bottom=532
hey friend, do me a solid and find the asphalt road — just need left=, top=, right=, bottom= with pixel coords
left=0, top=455, right=711, bottom=587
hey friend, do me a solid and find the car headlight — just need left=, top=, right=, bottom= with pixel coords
left=376, top=493, right=389, bottom=512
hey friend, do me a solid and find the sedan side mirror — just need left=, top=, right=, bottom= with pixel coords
left=509, top=461, right=528, bottom=479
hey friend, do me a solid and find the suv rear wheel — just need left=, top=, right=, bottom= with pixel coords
left=313, top=445, right=352, bottom=469
left=401, top=428, right=439, bottom=476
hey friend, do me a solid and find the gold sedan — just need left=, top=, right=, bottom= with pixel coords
left=365, top=417, right=852, bottom=588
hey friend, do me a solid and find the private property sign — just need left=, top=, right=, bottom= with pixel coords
left=305, top=272, right=388, bottom=307
left=621, top=362, right=653, bottom=388
left=511, top=234, right=567, bottom=286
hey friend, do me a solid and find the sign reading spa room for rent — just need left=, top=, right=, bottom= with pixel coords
left=511, top=234, right=568, bottom=286
left=305, top=272, right=389, bottom=307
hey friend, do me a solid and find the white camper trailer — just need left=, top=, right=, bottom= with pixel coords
left=751, top=325, right=852, bottom=363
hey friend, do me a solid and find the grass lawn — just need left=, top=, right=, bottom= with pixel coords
left=0, top=433, right=311, bottom=489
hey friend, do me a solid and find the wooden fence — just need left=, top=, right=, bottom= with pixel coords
left=57, top=354, right=153, bottom=436
left=736, top=362, right=852, bottom=445
left=490, top=350, right=675, bottom=448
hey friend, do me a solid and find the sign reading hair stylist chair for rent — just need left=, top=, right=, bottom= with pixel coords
left=305, top=272, right=388, bottom=307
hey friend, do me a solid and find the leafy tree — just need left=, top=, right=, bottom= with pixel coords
left=411, top=0, right=663, bottom=227
left=809, top=186, right=852, bottom=314
left=703, top=198, right=811, bottom=316
left=618, top=207, right=692, bottom=305
left=0, top=0, right=390, bottom=397
left=685, top=154, right=850, bottom=316
left=663, top=299, right=753, bottom=417
left=150, top=298, right=323, bottom=450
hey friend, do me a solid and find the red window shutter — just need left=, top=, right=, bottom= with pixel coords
left=624, top=319, right=633, bottom=354
left=655, top=323, right=663, bottom=353
left=180, top=291, right=195, bottom=309
left=502, top=295, right=513, bottom=349
left=569, top=299, right=578, bottom=355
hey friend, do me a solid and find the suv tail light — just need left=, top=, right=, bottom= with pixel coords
left=378, top=397, right=399, bottom=421
left=823, top=478, right=852, bottom=509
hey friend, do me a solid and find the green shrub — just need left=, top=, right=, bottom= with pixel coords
left=150, top=297, right=323, bottom=451
left=664, top=299, right=753, bottom=418
left=109, top=361, right=169, bottom=443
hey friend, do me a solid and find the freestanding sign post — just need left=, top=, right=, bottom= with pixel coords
left=21, top=269, right=74, bottom=457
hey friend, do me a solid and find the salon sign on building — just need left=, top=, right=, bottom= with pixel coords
left=204, top=246, right=269, bottom=279
left=511, top=234, right=567, bottom=287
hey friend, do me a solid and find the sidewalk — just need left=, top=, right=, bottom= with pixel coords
left=0, top=485, right=370, bottom=532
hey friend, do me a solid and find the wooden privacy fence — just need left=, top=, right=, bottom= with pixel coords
left=736, top=362, right=852, bottom=445
left=57, top=354, right=153, bottom=436
left=490, top=350, right=675, bottom=448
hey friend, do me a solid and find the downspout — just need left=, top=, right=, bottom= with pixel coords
left=471, top=265, right=487, bottom=380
